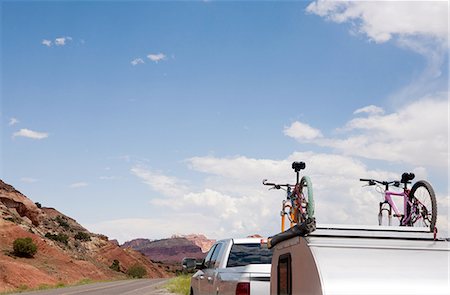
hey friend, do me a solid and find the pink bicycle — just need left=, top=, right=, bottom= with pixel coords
left=360, top=172, right=437, bottom=232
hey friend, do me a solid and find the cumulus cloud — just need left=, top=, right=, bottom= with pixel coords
left=42, top=39, right=52, bottom=47
left=13, top=128, right=48, bottom=140
left=353, top=105, right=384, bottom=116
left=284, top=121, right=323, bottom=141
left=147, top=53, right=166, bottom=63
left=285, top=94, right=448, bottom=168
left=69, top=182, right=88, bottom=188
left=306, top=1, right=448, bottom=43
left=131, top=58, right=145, bottom=66
left=55, top=36, right=72, bottom=46
left=131, top=166, right=189, bottom=197
left=8, top=117, right=19, bottom=126
left=42, top=36, right=74, bottom=47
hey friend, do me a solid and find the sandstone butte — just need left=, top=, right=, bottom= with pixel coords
left=122, top=234, right=216, bottom=264
left=0, top=179, right=169, bottom=293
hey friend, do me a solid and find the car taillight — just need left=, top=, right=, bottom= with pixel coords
left=236, top=282, right=250, bottom=295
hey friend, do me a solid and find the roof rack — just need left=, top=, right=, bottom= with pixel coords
left=310, top=224, right=444, bottom=241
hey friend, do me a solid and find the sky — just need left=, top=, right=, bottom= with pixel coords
left=1, top=0, right=448, bottom=243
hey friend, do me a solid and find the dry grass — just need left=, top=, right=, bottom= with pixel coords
left=165, top=274, right=191, bottom=295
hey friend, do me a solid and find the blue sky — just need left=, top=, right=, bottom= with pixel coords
left=1, top=1, right=448, bottom=242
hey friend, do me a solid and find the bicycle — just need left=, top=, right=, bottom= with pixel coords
left=263, top=161, right=314, bottom=232
left=360, top=172, right=437, bottom=233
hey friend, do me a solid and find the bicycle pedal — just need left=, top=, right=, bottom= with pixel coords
left=393, top=214, right=403, bottom=217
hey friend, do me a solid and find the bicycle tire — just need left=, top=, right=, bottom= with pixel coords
left=300, top=176, right=315, bottom=218
left=408, top=180, right=437, bottom=232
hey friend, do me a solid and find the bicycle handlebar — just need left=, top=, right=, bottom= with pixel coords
left=262, top=179, right=293, bottom=189
left=359, top=178, right=400, bottom=189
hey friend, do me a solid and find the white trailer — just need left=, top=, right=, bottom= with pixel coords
left=269, top=224, right=450, bottom=295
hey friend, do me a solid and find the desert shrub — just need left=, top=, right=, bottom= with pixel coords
left=74, top=231, right=91, bottom=242
left=55, top=216, right=70, bottom=229
left=45, top=233, right=69, bottom=245
left=110, top=259, right=121, bottom=272
left=126, top=264, right=147, bottom=278
left=35, top=202, right=42, bottom=208
left=13, top=237, right=37, bottom=258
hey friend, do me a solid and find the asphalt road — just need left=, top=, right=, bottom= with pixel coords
left=11, top=279, right=173, bottom=295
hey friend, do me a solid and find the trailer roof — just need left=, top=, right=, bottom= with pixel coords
left=302, top=224, right=450, bottom=295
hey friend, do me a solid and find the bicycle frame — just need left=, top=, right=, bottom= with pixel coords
left=279, top=185, right=307, bottom=231
left=383, top=190, right=407, bottom=222
left=383, top=189, right=423, bottom=226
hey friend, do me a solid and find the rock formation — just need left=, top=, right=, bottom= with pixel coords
left=123, top=234, right=216, bottom=263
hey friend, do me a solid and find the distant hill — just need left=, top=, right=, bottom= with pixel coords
left=0, top=179, right=169, bottom=293
left=123, top=234, right=215, bottom=264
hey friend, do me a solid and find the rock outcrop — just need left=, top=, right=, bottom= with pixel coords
left=0, top=180, right=169, bottom=293
left=0, top=180, right=43, bottom=226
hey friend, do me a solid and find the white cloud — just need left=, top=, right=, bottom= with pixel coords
left=285, top=94, right=448, bottom=168
left=13, top=128, right=48, bottom=140
left=42, top=39, right=52, bottom=47
left=284, top=121, right=323, bottom=141
left=8, top=117, right=19, bottom=126
left=20, top=177, right=38, bottom=183
left=131, top=58, right=145, bottom=66
left=54, top=36, right=72, bottom=46
left=353, top=105, right=384, bottom=116
left=306, top=1, right=448, bottom=43
left=147, top=53, right=166, bottom=63
left=131, top=166, right=189, bottom=197
left=69, top=182, right=88, bottom=188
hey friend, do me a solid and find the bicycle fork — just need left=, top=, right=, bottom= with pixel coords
left=379, top=201, right=393, bottom=226
left=281, top=200, right=293, bottom=232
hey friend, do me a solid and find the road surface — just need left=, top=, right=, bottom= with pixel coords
left=11, top=279, right=174, bottom=295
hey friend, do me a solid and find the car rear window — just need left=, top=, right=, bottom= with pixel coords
left=226, top=243, right=273, bottom=267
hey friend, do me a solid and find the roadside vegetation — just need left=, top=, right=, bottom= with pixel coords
left=12, top=237, right=37, bottom=258
left=165, top=274, right=191, bottom=295
left=126, top=264, right=147, bottom=278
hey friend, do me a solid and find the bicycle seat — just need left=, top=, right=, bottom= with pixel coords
left=401, top=172, right=415, bottom=183
left=292, top=161, right=306, bottom=172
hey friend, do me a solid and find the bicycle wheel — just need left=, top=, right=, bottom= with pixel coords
left=407, top=180, right=437, bottom=232
left=300, top=176, right=314, bottom=219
